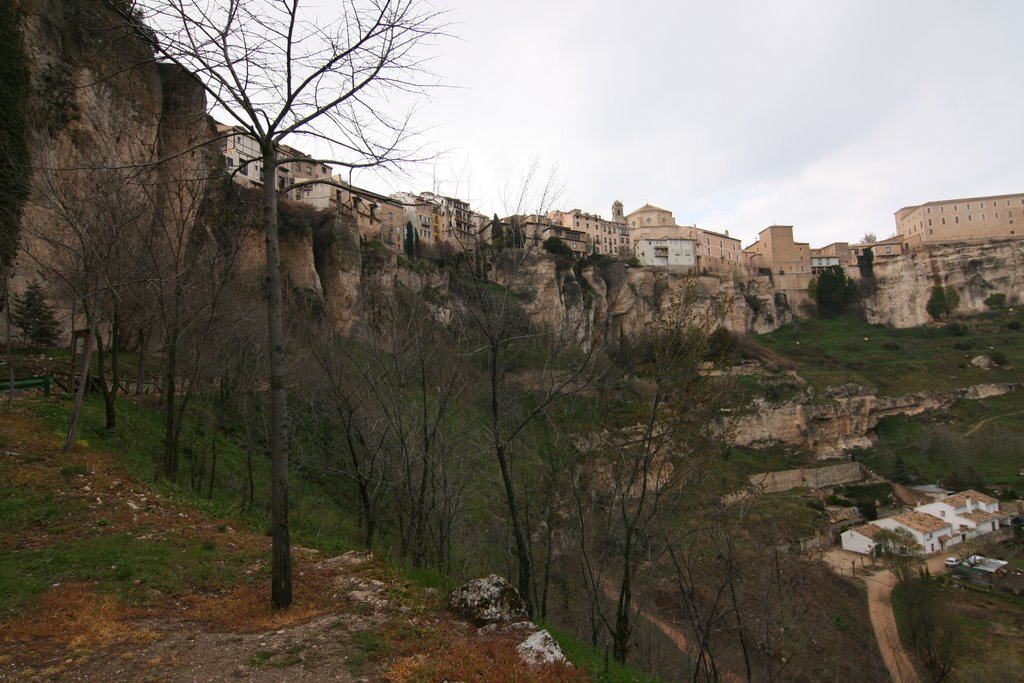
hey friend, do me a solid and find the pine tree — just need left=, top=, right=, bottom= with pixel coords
left=12, top=280, right=59, bottom=347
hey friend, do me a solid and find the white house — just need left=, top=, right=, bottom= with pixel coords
left=915, top=489, right=1001, bottom=548
left=840, top=523, right=887, bottom=555
left=634, top=238, right=696, bottom=268
left=840, top=489, right=1002, bottom=555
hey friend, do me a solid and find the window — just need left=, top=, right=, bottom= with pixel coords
left=941, top=217, right=946, bottom=225
left=928, top=219, right=932, bottom=226
left=955, top=216, right=959, bottom=223
left=968, top=215, right=972, bottom=221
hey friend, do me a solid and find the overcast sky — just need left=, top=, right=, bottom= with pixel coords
left=351, top=0, right=1024, bottom=248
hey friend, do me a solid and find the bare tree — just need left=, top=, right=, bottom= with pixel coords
left=569, top=286, right=732, bottom=664
left=132, top=0, right=446, bottom=608
left=23, top=161, right=150, bottom=449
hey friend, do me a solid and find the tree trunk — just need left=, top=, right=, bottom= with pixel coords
left=613, top=528, right=633, bottom=663
left=263, top=146, right=292, bottom=610
left=63, top=328, right=95, bottom=453
left=135, top=324, right=148, bottom=396
left=162, top=331, right=178, bottom=478
left=3, top=266, right=13, bottom=412
left=489, top=342, right=534, bottom=617
left=95, top=328, right=116, bottom=433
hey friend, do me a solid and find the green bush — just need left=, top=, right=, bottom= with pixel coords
left=990, top=351, right=1008, bottom=366
left=1007, top=320, right=1022, bottom=331
left=984, top=292, right=1007, bottom=309
left=946, top=322, right=969, bottom=337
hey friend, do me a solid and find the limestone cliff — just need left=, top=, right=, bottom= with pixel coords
left=863, top=239, right=1024, bottom=328
left=493, top=256, right=792, bottom=349
left=729, top=381, right=1022, bottom=459
left=11, top=0, right=217, bottom=312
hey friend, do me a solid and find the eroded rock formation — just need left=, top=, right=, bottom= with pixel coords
left=730, top=382, right=1022, bottom=458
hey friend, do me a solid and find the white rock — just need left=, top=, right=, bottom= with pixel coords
left=516, top=630, right=569, bottom=667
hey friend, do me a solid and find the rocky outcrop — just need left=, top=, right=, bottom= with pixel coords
left=730, top=382, right=1022, bottom=458
left=496, top=256, right=792, bottom=349
left=448, top=574, right=529, bottom=626
left=11, top=0, right=218, bottom=336
left=863, top=240, right=1024, bottom=328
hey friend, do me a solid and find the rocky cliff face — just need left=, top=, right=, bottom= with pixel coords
left=493, top=256, right=792, bottom=348
left=863, top=240, right=1024, bottom=328
left=730, top=381, right=1022, bottom=459
left=11, top=0, right=217, bottom=312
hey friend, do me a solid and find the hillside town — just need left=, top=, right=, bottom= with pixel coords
left=219, top=124, right=1024, bottom=289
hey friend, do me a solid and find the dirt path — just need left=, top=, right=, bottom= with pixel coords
left=823, top=550, right=952, bottom=683
left=964, top=407, right=1024, bottom=436
left=600, top=581, right=743, bottom=683
left=863, top=569, right=920, bottom=683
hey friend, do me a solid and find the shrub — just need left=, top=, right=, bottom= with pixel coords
left=946, top=322, right=969, bottom=337
left=542, top=236, right=574, bottom=259
left=953, top=340, right=974, bottom=350
left=984, top=292, right=1007, bottom=309
left=881, top=341, right=901, bottom=351
left=1007, top=320, right=1022, bottom=331
left=990, top=351, right=1008, bottom=366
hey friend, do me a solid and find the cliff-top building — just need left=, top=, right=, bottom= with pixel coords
left=626, top=204, right=743, bottom=273
left=549, top=204, right=630, bottom=256
left=895, top=192, right=1024, bottom=247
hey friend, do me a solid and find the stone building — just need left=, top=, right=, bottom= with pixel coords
left=744, top=225, right=810, bottom=277
left=549, top=204, right=630, bottom=256
left=634, top=238, right=696, bottom=268
left=895, top=192, right=1024, bottom=247
left=626, top=204, right=742, bottom=273
left=216, top=122, right=334, bottom=205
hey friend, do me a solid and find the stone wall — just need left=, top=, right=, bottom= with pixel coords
left=749, top=462, right=866, bottom=494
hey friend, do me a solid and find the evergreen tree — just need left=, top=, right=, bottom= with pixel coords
left=926, top=284, right=948, bottom=321
left=815, top=266, right=857, bottom=318
left=12, top=280, right=59, bottom=347
left=944, top=286, right=960, bottom=314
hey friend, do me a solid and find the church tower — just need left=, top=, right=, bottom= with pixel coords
left=611, top=200, right=625, bottom=224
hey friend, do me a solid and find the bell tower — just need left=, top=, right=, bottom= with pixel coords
left=611, top=200, right=625, bottom=223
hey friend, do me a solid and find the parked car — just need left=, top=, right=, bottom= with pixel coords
left=1011, top=516, right=1024, bottom=526
left=944, top=557, right=960, bottom=568
left=967, top=555, right=986, bottom=566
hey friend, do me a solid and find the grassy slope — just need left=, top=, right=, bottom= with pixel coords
left=748, top=311, right=1024, bottom=489
left=755, top=311, right=1024, bottom=395
left=0, top=395, right=660, bottom=682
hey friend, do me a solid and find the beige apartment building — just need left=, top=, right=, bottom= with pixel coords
left=217, top=123, right=334, bottom=204
left=698, top=228, right=745, bottom=273
left=518, top=214, right=589, bottom=257
left=549, top=204, right=630, bottom=256
left=896, top=192, right=1024, bottom=247
left=744, top=225, right=811, bottom=276
left=810, top=242, right=850, bottom=274
left=626, top=204, right=743, bottom=274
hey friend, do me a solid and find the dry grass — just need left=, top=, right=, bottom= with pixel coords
left=386, top=634, right=588, bottom=683
left=1, top=584, right=157, bottom=653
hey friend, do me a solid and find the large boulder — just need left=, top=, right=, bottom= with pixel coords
left=516, top=629, right=569, bottom=667
left=448, top=574, right=528, bottom=626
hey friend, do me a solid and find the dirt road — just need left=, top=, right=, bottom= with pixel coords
left=823, top=549, right=952, bottom=683
left=863, top=568, right=920, bottom=683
